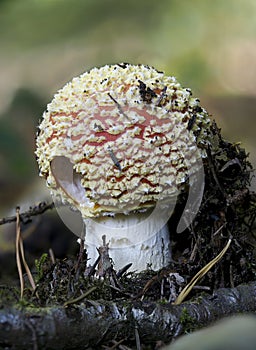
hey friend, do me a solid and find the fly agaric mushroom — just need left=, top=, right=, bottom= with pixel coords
left=36, top=63, right=211, bottom=271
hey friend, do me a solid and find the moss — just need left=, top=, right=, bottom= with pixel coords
left=35, top=253, right=48, bottom=282
left=180, top=307, right=197, bottom=333
left=0, top=285, right=19, bottom=307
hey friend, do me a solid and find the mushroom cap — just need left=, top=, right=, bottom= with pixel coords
left=36, top=63, right=211, bottom=218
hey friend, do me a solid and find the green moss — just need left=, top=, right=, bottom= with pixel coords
left=35, top=253, right=49, bottom=282
left=180, top=307, right=197, bottom=334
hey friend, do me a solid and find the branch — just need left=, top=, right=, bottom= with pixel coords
left=0, top=282, right=255, bottom=349
left=0, top=202, right=55, bottom=225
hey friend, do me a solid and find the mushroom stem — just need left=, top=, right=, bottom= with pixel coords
left=82, top=211, right=171, bottom=272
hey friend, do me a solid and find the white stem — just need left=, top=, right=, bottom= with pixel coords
left=82, top=210, right=172, bottom=272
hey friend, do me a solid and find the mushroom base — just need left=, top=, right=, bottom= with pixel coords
left=82, top=211, right=172, bottom=272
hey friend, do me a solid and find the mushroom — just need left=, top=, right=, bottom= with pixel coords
left=36, top=63, right=211, bottom=272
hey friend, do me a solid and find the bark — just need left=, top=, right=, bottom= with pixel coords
left=0, top=282, right=256, bottom=350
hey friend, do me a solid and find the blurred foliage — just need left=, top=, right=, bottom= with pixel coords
left=1, top=0, right=256, bottom=95
left=0, top=0, right=167, bottom=48
left=0, top=0, right=256, bottom=89
left=0, top=88, right=45, bottom=206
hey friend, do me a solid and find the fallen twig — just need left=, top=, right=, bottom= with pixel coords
left=0, top=282, right=255, bottom=349
left=0, top=201, right=55, bottom=225
left=63, top=286, right=97, bottom=307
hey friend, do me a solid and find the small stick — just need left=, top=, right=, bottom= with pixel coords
left=206, top=147, right=225, bottom=197
left=108, top=284, right=132, bottom=298
left=63, top=286, right=97, bottom=307
left=75, top=238, right=85, bottom=273
left=108, top=93, right=130, bottom=120
left=85, top=256, right=101, bottom=277
left=189, top=240, right=198, bottom=262
left=108, top=146, right=122, bottom=171
left=192, top=285, right=211, bottom=291
left=102, top=339, right=126, bottom=349
left=116, top=263, right=133, bottom=278
left=49, top=248, right=56, bottom=265
left=212, top=224, right=225, bottom=237
left=134, top=324, right=141, bottom=350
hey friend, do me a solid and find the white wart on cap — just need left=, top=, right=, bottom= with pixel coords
left=36, top=63, right=211, bottom=271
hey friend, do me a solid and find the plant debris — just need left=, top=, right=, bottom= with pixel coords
left=0, top=122, right=256, bottom=349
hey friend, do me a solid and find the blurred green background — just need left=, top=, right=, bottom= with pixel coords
left=0, top=0, right=256, bottom=256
